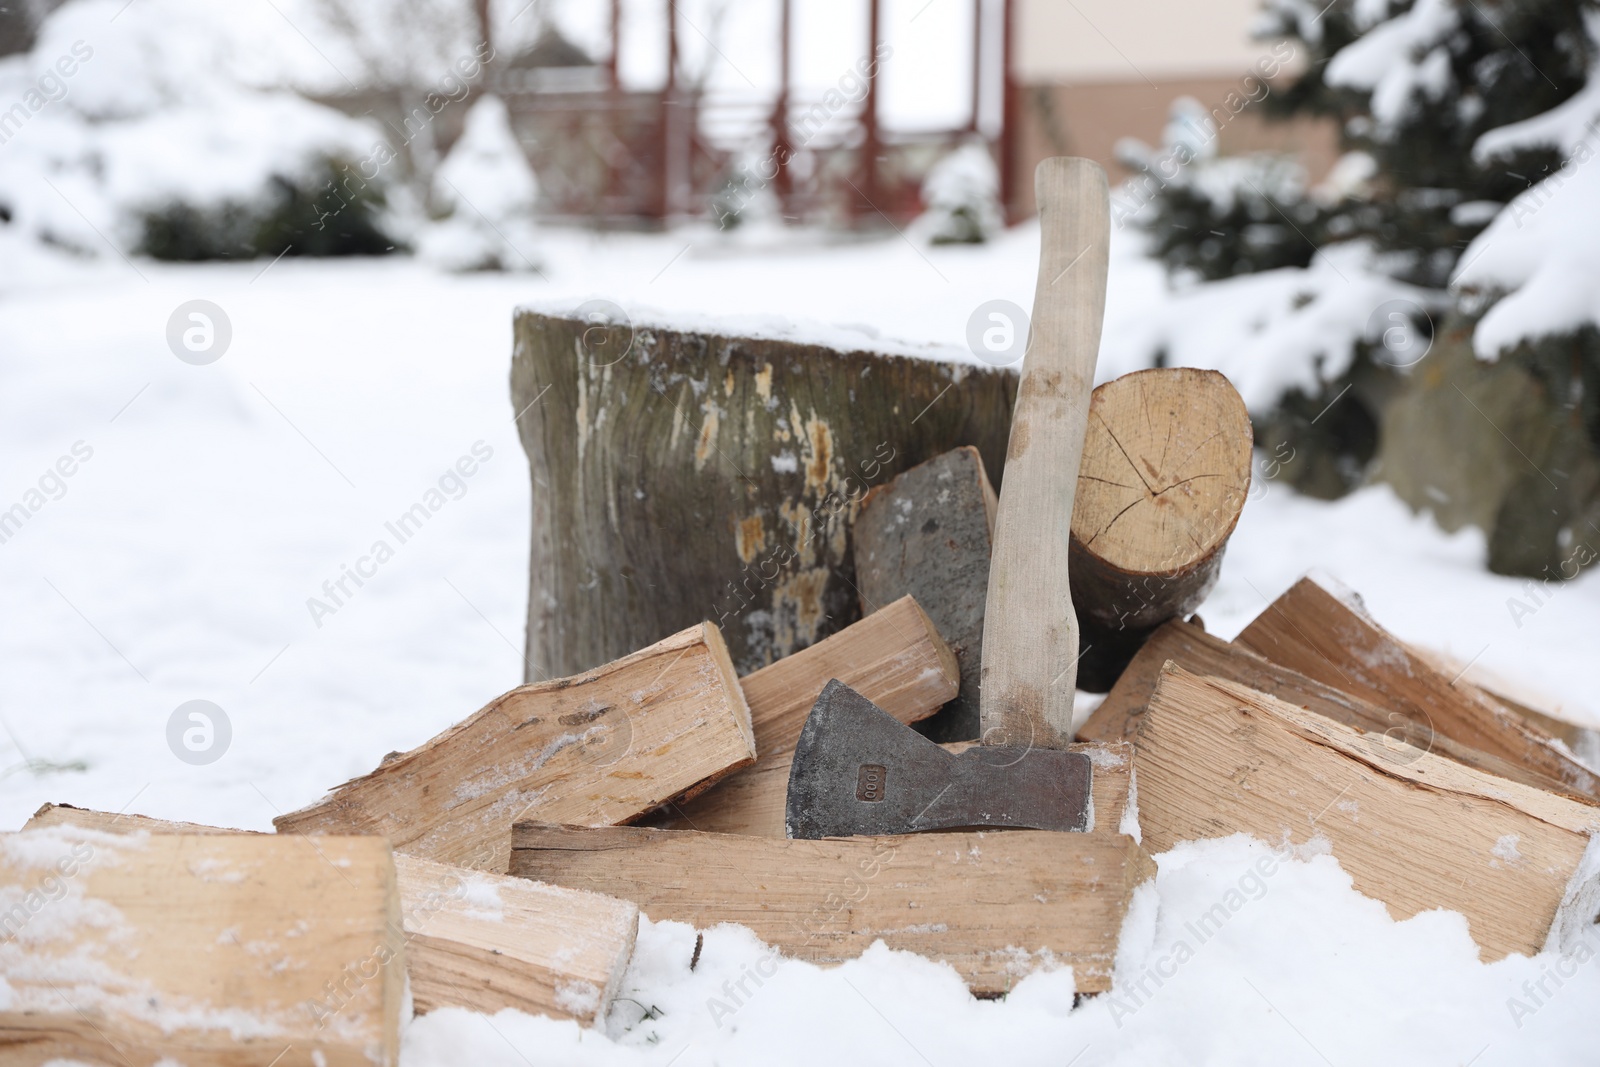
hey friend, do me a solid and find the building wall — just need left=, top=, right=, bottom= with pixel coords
left=1016, top=0, right=1273, bottom=83
left=1009, top=0, right=1340, bottom=216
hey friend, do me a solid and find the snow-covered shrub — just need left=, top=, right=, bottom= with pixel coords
left=1119, top=101, right=1328, bottom=282
left=0, top=0, right=404, bottom=261
left=1127, top=0, right=1600, bottom=573
left=710, top=149, right=783, bottom=232
left=417, top=94, right=540, bottom=272
left=916, top=141, right=1003, bottom=245
left=136, top=156, right=395, bottom=261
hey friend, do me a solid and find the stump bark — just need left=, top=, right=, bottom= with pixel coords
left=1069, top=367, right=1252, bottom=689
left=511, top=310, right=1017, bottom=678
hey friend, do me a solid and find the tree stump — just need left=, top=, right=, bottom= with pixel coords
left=511, top=309, right=1017, bottom=678
left=1069, top=367, right=1252, bottom=689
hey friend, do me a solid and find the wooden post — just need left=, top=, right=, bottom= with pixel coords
left=473, top=0, right=492, bottom=60
left=604, top=0, right=623, bottom=223
left=654, top=0, right=678, bottom=221
left=969, top=0, right=983, bottom=134
left=772, top=0, right=794, bottom=213
left=608, top=0, right=621, bottom=90
left=860, top=0, right=883, bottom=221
left=999, top=0, right=1017, bottom=221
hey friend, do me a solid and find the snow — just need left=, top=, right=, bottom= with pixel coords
left=1453, top=151, right=1600, bottom=357
left=1, top=0, right=1595, bottom=1060
left=0, top=0, right=388, bottom=256
left=1492, top=834, right=1523, bottom=865
left=419, top=95, right=541, bottom=273
left=912, top=140, right=1005, bottom=245
left=1471, top=11, right=1600, bottom=163
left=1108, top=241, right=1441, bottom=410
left=399, top=835, right=1600, bottom=1066
left=1450, top=10, right=1600, bottom=357
left=1324, top=0, right=1460, bottom=130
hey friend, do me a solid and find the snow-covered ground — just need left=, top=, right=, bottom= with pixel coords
left=4, top=226, right=1600, bottom=1065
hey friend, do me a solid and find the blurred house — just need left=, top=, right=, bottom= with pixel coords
left=1009, top=0, right=1338, bottom=215
left=311, top=0, right=1336, bottom=230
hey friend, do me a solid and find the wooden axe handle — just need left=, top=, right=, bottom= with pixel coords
left=979, top=157, right=1110, bottom=749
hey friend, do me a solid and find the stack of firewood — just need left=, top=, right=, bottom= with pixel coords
left=5, top=362, right=1598, bottom=1067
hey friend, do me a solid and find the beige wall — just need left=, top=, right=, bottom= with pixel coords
left=1008, top=1, right=1335, bottom=216
left=1017, top=0, right=1278, bottom=83
left=1012, top=77, right=1341, bottom=215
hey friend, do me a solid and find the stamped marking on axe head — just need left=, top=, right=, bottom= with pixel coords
left=786, top=680, right=1093, bottom=840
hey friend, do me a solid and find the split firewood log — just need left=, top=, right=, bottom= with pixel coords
left=644, top=595, right=959, bottom=836
left=852, top=446, right=996, bottom=740
left=1077, top=618, right=1585, bottom=800
left=275, top=622, right=756, bottom=872
left=26, top=803, right=641, bottom=1025
left=510, top=822, right=1153, bottom=995
left=1237, top=574, right=1600, bottom=802
left=1128, top=664, right=1600, bottom=961
left=0, top=827, right=401, bottom=1065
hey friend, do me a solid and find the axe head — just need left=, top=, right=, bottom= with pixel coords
left=785, top=680, right=1093, bottom=839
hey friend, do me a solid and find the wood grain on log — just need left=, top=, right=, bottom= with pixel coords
left=853, top=446, right=996, bottom=741
left=274, top=623, right=756, bottom=872
left=24, top=804, right=643, bottom=1026
left=645, top=596, right=958, bottom=836
left=0, top=829, right=402, bottom=1066
left=394, top=853, right=638, bottom=1023
left=510, top=822, right=1154, bottom=994
left=511, top=311, right=1017, bottom=679
left=1076, top=620, right=1584, bottom=799
left=1069, top=368, right=1252, bottom=690
left=1131, top=664, right=1600, bottom=961
left=1237, top=575, right=1600, bottom=801
left=1406, top=643, right=1600, bottom=772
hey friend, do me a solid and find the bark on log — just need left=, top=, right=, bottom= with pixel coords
left=852, top=446, right=996, bottom=740
left=1069, top=367, right=1252, bottom=690
left=511, top=310, right=1017, bottom=679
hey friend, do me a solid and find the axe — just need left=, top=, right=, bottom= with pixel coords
left=787, top=158, right=1109, bottom=839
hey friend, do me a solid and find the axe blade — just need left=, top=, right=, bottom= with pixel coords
left=785, top=680, right=1094, bottom=839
